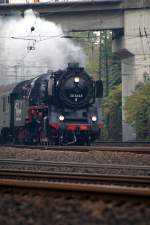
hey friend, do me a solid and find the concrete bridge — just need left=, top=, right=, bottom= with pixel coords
left=0, top=0, right=150, bottom=31
left=0, top=0, right=150, bottom=141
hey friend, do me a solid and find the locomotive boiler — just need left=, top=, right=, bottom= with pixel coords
left=0, top=63, right=103, bottom=145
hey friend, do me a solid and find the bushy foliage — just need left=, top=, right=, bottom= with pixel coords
left=124, top=83, right=150, bottom=140
left=102, top=84, right=122, bottom=141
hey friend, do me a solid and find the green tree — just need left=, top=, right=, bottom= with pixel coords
left=102, top=84, right=122, bottom=141
left=124, top=83, right=150, bottom=140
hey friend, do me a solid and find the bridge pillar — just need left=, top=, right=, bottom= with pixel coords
left=112, top=9, right=150, bottom=141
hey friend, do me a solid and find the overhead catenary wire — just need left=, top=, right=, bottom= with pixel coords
left=1, top=31, right=150, bottom=42
left=0, top=33, right=149, bottom=39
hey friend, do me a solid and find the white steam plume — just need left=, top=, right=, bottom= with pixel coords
left=0, top=10, right=86, bottom=84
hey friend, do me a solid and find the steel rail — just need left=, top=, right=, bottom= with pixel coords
left=1, top=169, right=150, bottom=183
left=2, top=144, right=150, bottom=154
left=0, top=170, right=150, bottom=196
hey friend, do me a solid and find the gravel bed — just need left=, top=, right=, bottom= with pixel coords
left=0, top=147, right=150, bottom=166
left=0, top=187, right=150, bottom=225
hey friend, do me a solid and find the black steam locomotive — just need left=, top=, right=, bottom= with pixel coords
left=0, top=63, right=103, bottom=145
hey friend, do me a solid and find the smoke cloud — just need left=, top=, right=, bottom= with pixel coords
left=0, top=10, right=86, bottom=84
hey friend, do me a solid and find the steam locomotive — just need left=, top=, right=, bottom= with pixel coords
left=0, top=63, right=103, bottom=145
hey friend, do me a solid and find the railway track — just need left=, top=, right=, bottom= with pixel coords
left=2, top=143, right=150, bottom=154
left=0, top=169, right=150, bottom=196
left=0, top=159, right=150, bottom=176
left=0, top=159, right=150, bottom=196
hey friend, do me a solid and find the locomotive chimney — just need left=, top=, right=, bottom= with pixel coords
left=68, top=63, right=79, bottom=69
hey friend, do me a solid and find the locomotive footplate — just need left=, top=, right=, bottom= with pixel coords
left=58, top=123, right=100, bottom=145
left=59, top=123, right=99, bottom=132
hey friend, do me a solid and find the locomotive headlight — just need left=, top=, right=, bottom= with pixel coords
left=92, top=116, right=97, bottom=122
left=59, top=115, right=64, bottom=121
left=74, top=77, right=80, bottom=83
